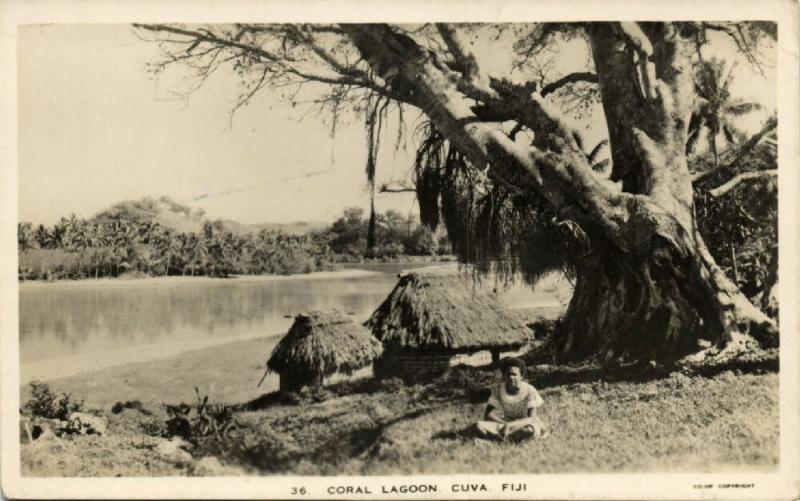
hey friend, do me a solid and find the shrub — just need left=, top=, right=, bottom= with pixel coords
left=164, top=388, right=237, bottom=445
left=23, top=381, right=83, bottom=420
left=111, top=400, right=152, bottom=415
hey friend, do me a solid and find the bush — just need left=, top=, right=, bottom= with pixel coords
left=111, top=400, right=152, bottom=415
left=164, top=388, right=237, bottom=445
left=23, top=381, right=83, bottom=420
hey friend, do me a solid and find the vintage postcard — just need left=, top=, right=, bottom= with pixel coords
left=2, top=0, right=799, bottom=499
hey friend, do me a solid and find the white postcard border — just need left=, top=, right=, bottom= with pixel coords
left=2, top=0, right=798, bottom=499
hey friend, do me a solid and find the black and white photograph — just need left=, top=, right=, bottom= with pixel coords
left=2, top=1, right=799, bottom=499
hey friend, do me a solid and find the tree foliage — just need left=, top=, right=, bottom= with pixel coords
left=687, top=57, right=763, bottom=164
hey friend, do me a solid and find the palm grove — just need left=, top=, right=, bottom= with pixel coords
left=30, top=22, right=778, bottom=365
left=18, top=198, right=448, bottom=279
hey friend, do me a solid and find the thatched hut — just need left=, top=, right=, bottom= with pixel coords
left=366, top=271, right=530, bottom=378
left=267, top=311, right=383, bottom=392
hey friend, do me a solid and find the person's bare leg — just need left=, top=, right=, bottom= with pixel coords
left=475, top=421, right=505, bottom=440
left=507, top=425, right=536, bottom=442
left=505, top=417, right=547, bottom=441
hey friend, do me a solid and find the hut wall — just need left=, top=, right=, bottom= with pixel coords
left=453, top=346, right=531, bottom=366
left=450, top=350, right=493, bottom=367
left=325, top=365, right=373, bottom=385
left=375, top=346, right=532, bottom=379
left=279, top=368, right=323, bottom=392
left=374, top=351, right=453, bottom=379
left=280, top=366, right=374, bottom=392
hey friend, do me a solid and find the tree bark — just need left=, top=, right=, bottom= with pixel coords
left=760, top=245, right=778, bottom=314
left=553, top=228, right=776, bottom=363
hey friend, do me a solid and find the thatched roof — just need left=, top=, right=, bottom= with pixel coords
left=366, top=271, right=530, bottom=352
left=267, top=311, right=383, bottom=377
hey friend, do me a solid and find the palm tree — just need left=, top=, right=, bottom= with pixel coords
left=33, top=224, right=49, bottom=249
left=18, top=222, right=33, bottom=252
left=106, top=221, right=137, bottom=276
left=95, top=222, right=114, bottom=247
left=137, top=220, right=160, bottom=245
left=60, top=214, right=80, bottom=249
left=70, top=219, right=91, bottom=251
left=110, top=220, right=137, bottom=252
left=688, top=58, right=763, bottom=166
left=187, top=234, right=208, bottom=276
left=154, top=228, right=182, bottom=276
left=86, top=222, right=102, bottom=248
left=47, top=222, right=67, bottom=249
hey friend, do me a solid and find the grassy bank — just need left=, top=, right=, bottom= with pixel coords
left=20, top=337, right=779, bottom=477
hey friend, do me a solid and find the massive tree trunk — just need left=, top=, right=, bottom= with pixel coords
left=343, top=22, right=777, bottom=363
left=553, top=23, right=777, bottom=363
left=555, top=230, right=776, bottom=363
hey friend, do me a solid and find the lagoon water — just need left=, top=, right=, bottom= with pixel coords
left=19, top=263, right=569, bottom=382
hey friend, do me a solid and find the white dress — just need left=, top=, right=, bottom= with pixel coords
left=476, top=382, right=547, bottom=440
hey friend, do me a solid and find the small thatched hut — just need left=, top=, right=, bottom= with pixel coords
left=366, top=271, right=530, bottom=378
left=267, top=310, right=383, bottom=392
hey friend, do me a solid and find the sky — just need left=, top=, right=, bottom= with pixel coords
left=18, top=24, right=420, bottom=226
left=17, top=24, right=776, bottom=226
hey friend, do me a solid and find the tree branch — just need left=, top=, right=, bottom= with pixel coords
left=699, top=22, right=771, bottom=73
left=342, top=25, right=568, bottom=200
left=708, top=170, right=777, bottom=197
left=540, top=72, right=598, bottom=97
left=435, top=24, right=479, bottom=79
left=691, top=116, right=777, bottom=183
left=290, top=25, right=367, bottom=80
left=618, top=22, right=657, bottom=101
left=342, top=24, right=665, bottom=254
left=134, top=23, right=400, bottom=102
left=380, top=182, right=416, bottom=193
left=434, top=23, right=498, bottom=102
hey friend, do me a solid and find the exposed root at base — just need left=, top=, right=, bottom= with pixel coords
left=677, top=329, right=775, bottom=375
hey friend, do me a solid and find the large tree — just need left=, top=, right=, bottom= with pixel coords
left=135, top=22, right=778, bottom=364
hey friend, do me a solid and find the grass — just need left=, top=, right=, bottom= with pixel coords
left=20, top=347, right=779, bottom=476
left=22, top=411, right=184, bottom=477
left=338, top=372, right=778, bottom=474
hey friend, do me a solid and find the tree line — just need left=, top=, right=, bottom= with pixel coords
left=18, top=204, right=451, bottom=281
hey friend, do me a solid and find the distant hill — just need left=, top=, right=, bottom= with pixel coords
left=92, top=196, right=328, bottom=236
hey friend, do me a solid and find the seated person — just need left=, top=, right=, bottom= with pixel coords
left=475, top=356, right=548, bottom=442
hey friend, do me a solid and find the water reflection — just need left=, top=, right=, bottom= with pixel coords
left=20, top=264, right=570, bottom=370
left=20, top=272, right=403, bottom=363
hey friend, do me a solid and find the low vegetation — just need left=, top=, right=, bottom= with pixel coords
left=164, top=388, right=238, bottom=446
left=23, top=380, right=84, bottom=421
left=20, top=360, right=778, bottom=476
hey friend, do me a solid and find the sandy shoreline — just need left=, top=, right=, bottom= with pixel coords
left=18, top=268, right=383, bottom=289
left=21, top=334, right=285, bottom=408
left=20, top=330, right=285, bottom=384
